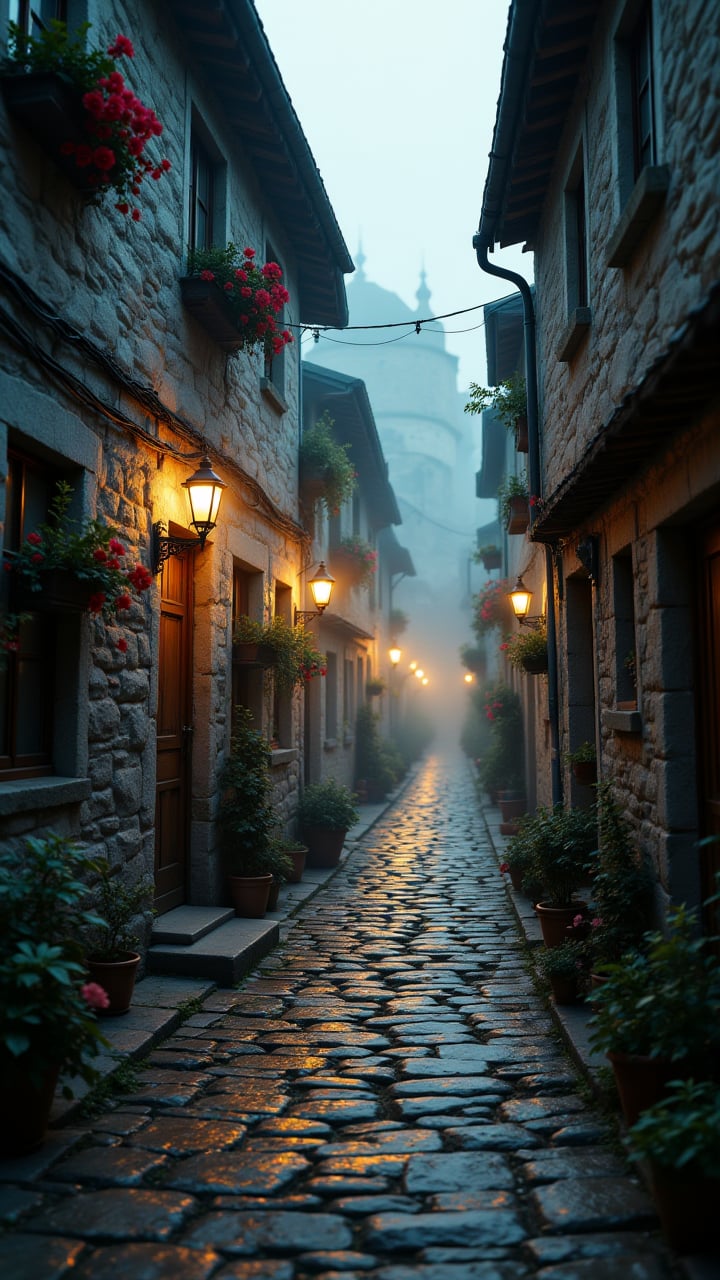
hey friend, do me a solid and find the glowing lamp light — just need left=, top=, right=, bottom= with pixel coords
left=151, top=454, right=226, bottom=574
left=389, top=646, right=402, bottom=666
left=464, top=673, right=474, bottom=684
left=508, top=574, right=533, bottom=621
left=414, top=668, right=424, bottom=679
left=295, top=561, right=335, bottom=624
left=409, top=661, right=418, bottom=672
left=421, top=677, right=429, bottom=685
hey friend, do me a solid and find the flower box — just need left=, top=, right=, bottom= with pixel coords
left=520, top=649, right=548, bottom=675
left=506, top=495, right=529, bottom=535
left=232, top=641, right=276, bottom=668
left=1, top=70, right=94, bottom=194
left=13, top=568, right=99, bottom=614
left=480, top=549, right=502, bottom=571
left=180, top=277, right=250, bottom=352
left=515, top=414, right=529, bottom=453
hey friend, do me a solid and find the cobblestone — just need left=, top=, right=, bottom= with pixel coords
left=0, top=751, right=692, bottom=1277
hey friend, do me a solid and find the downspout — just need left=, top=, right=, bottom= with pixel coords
left=472, top=236, right=562, bottom=805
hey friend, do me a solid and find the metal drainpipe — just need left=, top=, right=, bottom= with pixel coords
left=472, top=235, right=562, bottom=806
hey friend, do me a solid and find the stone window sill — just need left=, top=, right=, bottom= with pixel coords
left=556, top=307, right=591, bottom=362
left=260, top=377, right=288, bottom=416
left=606, top=165, right=670, bottom=268
left=601, top=708, right=642, bottom=734
left=0, top=775, right=92, bottom=816
left=270, top=748, right=297, bottom=767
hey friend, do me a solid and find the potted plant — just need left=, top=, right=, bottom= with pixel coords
left=232, top=615, right=326, bottom=693
left=459, top=644, right=487, bottom=679
left=3, top=480, right=153, bottom=621
left=497, top=474, right=529, bottom=534
left=586, top=782, right=654, bottom=972
left=299, top=412, right=357, bottom=515
left=355, top=704, right=399, bottom=802
left=298, top=778, right=359, bottom=869
left=474, top=543, right=502, bottom=572
left=588, top=898, right=720, bottom=1127
left=536, top=938, right=589, bottom=1006
left=524, top=804, right=597, bottom=945
left=81, top=860, right=154, bottom=1015
left=465, top=374, right=528, bottom=450
left=218, top=709, right=277, bottom=916
left=0, top=834, right=110, bottom=1155
left=502, top=817, right=544, bottom=898
left=502, top=625, right=548, bottom=674
left=1, top=21, right=169, bottom=219
left=365, top=677, right=386, bottom=698
left=264, top=839, right=295, bottom=910
left=626, top=1079, right=720, bottom=1252
left=565, top=740, right=598, bottom=785
left=389, top=608, right=409, bottom=636
left=232, top=615, right=276, bottom=668
left=336, top=536, right=378, bottom=589
left=477, top=682, right=524, bottom=799
left=182, top=242, right=293, bottom=356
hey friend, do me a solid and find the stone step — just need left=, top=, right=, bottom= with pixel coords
left=151, top=904, right=235, bottom=946
left=147, top=915, right=280, bottom=986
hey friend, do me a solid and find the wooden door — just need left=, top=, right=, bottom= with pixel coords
left=697, top=521, right=720, bottom=941
left=154, top=540, right=193, bottom=913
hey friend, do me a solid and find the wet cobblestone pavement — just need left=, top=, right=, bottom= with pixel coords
left=0, top=750, right=685, bottom=1279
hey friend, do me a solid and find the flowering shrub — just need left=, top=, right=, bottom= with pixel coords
left=500, top=625, right=548, bottom=671
left=186, top=242, right=293, bottom=356
left=339, top=536, right=378, bottom=589
left=3, top=480, right=153, bottom=621
left=473, top=578, right=510, bottom=636
left=6, top=21, right=169, bottom=219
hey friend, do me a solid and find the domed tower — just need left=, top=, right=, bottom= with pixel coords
left=307, top=254, right=473, bottom=629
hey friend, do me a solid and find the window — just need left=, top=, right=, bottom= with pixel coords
left=8, top=0, right=66, bottom=37
left=189, top=132, right=215, bottom=252
left=231, top=565, right=264, bottom=729
left=630, top=4, right=656, bottom=178
left=557, top=144, right=591, bottom=361
left=1, top=451, right=61, bottom=777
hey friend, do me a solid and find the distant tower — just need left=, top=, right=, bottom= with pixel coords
left=306, top=255, right=475, bottom=689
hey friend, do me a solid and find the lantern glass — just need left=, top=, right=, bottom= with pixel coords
left=508, top=575, right=533, bottom=620
left=308, top=562, right=335, bottom=611
left=183, top=456, right=226, bottom=535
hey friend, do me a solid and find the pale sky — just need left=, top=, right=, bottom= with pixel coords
left=254, top=0, right=532, bottom=391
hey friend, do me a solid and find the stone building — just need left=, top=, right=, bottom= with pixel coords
left=0, top=1, right=352, bottom=939
left=475, top=0, right=720, bottom=916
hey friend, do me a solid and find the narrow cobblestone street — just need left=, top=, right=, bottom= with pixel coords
left=0, top=749, right=684, bottom=1280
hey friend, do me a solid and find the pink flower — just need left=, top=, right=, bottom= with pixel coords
left=82, top=981, right=111, bottom=1010
left=572, top=914, right=585, bottom=928
left=243, top=246, right=256, bottom=258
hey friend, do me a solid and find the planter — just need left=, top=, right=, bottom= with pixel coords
left=1, top=71, right=94, bottom=195
left=229, top=874, right=272, bottom=918
left=548, top=972, right=581, bottom=1006
left=180, top=276, right=253, bottom=353
left=607, top=1050, right=680, bottom=1129
left=267, top=879, right=281, bottom=911
left=303, top=825, right=347, bottom=869
left=515, top=414, right=529, bottom=453
left=299, top=463, right=328, bottom=505
left=481, top=550, right=502, bottom=571
left=648, top=1163, right=720, bottom=1252
left=535, top=900, right=588, bottom=949
left=520, top=650, right=549, bottom=675
left=506, top=495, right=529, bottom=535
left=13, top=568, right=100, bottom=614
left=499, top=796, right=526, bottom=824
left=232, top=641, right=276, bottom=667
left=0, top=1056, right=61, bottom=1157
left=572, top=760, right=598, bottom=786
left=507, top=865, right=524, bottom=892
left=287, top=844, right=307, bottom=884
left=85, top=951, right=141, bottom=1016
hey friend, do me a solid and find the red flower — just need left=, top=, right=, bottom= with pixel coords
left=128, top=564, right=153, bottom=592
left=116, top=638, right=128, bottom=653
left=109, top=538, right=126, bottom=555
left=131, top=209, right=141, bottom=222
left=31, top=552, right=44, bottom=564
left=223, top=281, right=234, bottom=292
left=114, top=593, right=132, bottom=612
left=27, top=531, right=42, bottom=546
left=115, top=202, right=129, bottom=215
left=243, top=246, right=256, bottom=258
left=89, top=592, right=106, bottom=614
left=200, top=269, right=215, bottom=282
left=93, top=548, right=108, bottom=562
left=107, top=35, right=135, bottom=59
left=74, top=144, right=94, bottom=168
left=82, top=982, right=110, bottom=1010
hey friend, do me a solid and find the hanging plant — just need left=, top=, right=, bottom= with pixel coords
left=472, top=578, right=511, bottom=636
left=184, top=243, right=293, bottom=356
left=3, top=21, right=170, bottom=219
left=464, top=374, right=527, bottom=432
left=299, top=412, right=356, bottom=515
left=337, top=536, right=378, bottom=589
left=500, top=625, right=548, bottom=673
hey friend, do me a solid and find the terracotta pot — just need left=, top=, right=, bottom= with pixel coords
left=303, top=825, right=346, bottom=868
left=499, top=796, right=526, bottom=823
left=0, top=1057, right=61, bottom=1156
left=232, top=641, right=275, bottom=667
left=535, top=901, right=587, bottom=948
left=607, top=1050, right=681, bottom=1129
left=13, top=568, right=99, bottom=614
left=229, top=874, right=272, bottom=918
left=506, top=495, right=529, bottom=535
left=287, top=845, right=307, bottom=883
left=572, top=760, right=597, bottom=786
left=86, top=951, right=141, bottom=1016
left=649, top=1163, right=720, bottom=1252
left=481, top=550, right=502, bottom=571
left=548, top=972, right=581, bottom=1006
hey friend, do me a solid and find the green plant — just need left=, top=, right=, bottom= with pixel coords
left=477, top=681, right=524, bottom=795
left=338, top=536, right=378, bottom=588
left=299, top=412, right=357, bottom=515
left=536, top=939, right=588, bottom=981
left=186, top=242, right=293, bottom=356
left=232, top=614, right=326, bottom=692
left=218, top=708, right=276, bottom=874
left=565, top=740, right=597, bottom=765
left=497, top=473, right=529, bottom=527
left=501, top=625, right=548, bottom=671
left=626, top=1079, right=720, bottom=1176
left=82, top=860, right=154, bottom=961
left=355, top=704, right=399, bottom=797
left=0, top=834, right=110, bottom=1092
left=588, top=900, right=720, bottom=1067
left=2, top=480, right=153, bottom=620
left=298, top=779, right=359, bottom=831
left=464, top=374, right=527, bottom=431
left=473, top=543, right=501, bottom=566
left=389, top=608, right=409, bottom=635
left=4, top=21, right=169, bottom=218
left=522, top=804, right=598, bottom=907
left=460, top=643, right=486, bottom=674
left=264, top=838, right=295, bottom=885
left=587, top=782, right=654, bottom=966
left=365, top=677, right=386, bottom=697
